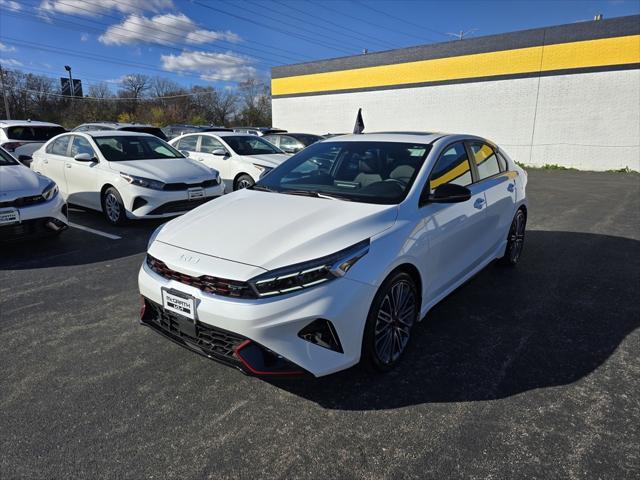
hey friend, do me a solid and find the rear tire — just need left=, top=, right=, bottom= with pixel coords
left=235, top=174, right=254, bottom=190
left=101, top=187, right=127, bottom=225
left=362, top=271, right=419, bottom=372
left=499, top=208, right=526, bottom=266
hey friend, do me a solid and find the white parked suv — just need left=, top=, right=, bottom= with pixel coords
left=0, top=120, right=66, bottom=166
left=170, top=132, right=289, bottom=190
left=139, top=133, right=528, bottom=377
left=31, top=131, right=224, bottom=225
left=0, top=146, right=68, bottom=241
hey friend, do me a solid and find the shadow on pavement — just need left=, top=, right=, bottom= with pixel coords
left=268, top=230, right=640, bottom=409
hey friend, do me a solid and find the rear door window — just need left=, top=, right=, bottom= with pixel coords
left=176, top=135, right=198, bottom=151
left=429, top=142, right=472, bottom=190
left=470, top=142, right=501, bottom=180
left=47, top=136, right=71, bottom=156
left=70, top=136, right=97, bottom=158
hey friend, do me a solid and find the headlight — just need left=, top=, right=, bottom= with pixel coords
left=248, top=239, right=370, bottom=297
left=41, top=181, right=58, bottom=201
left=147, top=223, right=165, bottom=249
left=120, top=172, right=165, bottom=190
left=253, top=164, right=273, bottom=179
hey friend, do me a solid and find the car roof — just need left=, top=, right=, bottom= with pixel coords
left=0, top=120, right=63, bottom=127
left=191, top=131, right=262, bottom=138
left=77, top=122, right=157, bottom=128
left=81, top=130, right=156, bottom=137
left=322, top=132, right=444, bottom=143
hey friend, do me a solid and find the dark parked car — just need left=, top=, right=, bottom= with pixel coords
left=262, top=132, right=325, bottom=153
left=162, top=124, right=233, bottom=141
left=72, top=122, right=168, bottom=141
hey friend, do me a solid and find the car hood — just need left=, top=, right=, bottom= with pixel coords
left=237, top=153, right=290, bottom=168
left=109, top=158, right=215, bottom=182
left=0, top=165, right=51, bottom=199
left=155, top=188, right=398, bottom=271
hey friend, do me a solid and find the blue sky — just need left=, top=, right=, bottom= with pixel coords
left=0, top=0, right=638, bottom=93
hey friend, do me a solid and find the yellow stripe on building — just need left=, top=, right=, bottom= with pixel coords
left=272, top=35, right=640, bottom=96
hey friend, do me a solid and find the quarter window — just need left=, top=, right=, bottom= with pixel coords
left=470, top=142, right=501, bottom=180
left=176, top=135, right=198, bottom=151
left=48, top=136, right=71, bottom=156
left=429, top=142, right=472, bottom=190
left=70, top=136, right=96, bottom=158
left=199, top=136, right=224, bottom=153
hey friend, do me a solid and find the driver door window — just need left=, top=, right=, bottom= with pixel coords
left=70, top=136, right=97, bottom=159
left=199, top=136, right=225, bottom=154
left=428, top=142, right=472, bottom=191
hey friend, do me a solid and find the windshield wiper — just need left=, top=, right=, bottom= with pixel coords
left=250, top=184, right=277, bottom=192
left=281, top=189, right=351, bottom=201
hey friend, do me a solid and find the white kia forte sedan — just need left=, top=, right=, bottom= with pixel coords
left=139, top=133, right=528, bottom=377
left=169, top=132, right=290, bottom=191
left=0, top=146, right=68, bottom=241
left=31, top=131, right=225, bottom=225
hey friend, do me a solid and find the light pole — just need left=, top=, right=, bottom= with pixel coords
left=64, top=65, right=74, bottom=114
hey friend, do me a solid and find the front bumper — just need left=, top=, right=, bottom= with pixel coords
left=138, top=257, right=377, bottom=377
left=0, top=194, right=68, bottom=241
left=123, top=182, right=225, bottom=220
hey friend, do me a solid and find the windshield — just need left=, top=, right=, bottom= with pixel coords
left=0, top=147, right=19, bottom=166
left=5, top=126, right=65, bottom=141
left=256, top=141, right=431, bottom=204
left=93, top=135, right=184, bottom=161
left=120, top=127, right=168, bottom=141
left=224, top=135, right=282, bottom=155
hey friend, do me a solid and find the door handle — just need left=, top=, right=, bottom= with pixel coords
left=43, top=159, right=48, bottom=164
left=507, top=183, right=515, bottom=192
left=65, top=164, right=72, bottom=169
left=474, top=198, right=485, bottom=209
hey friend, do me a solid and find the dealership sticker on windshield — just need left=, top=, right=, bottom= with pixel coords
left=188, top=187, right=205, bottom=200
left=0, top=208, right=20, bottom=226
left=162, top=289, right=196, bottom=320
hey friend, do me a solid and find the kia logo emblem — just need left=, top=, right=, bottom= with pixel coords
left=179, top=254, right=200, bottom=264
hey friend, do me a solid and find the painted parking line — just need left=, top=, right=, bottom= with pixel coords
left=68, top=222, right=122, bottom=240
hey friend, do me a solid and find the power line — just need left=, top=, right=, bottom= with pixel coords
left=192, top=1, right=357, bottom=55
left=12, top=86, right=235, bottom=101
left=269, top=0, right=399, bottom=50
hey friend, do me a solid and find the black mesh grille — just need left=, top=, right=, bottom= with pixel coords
left=163, top=179, right=219, bottom=191
left=143, top=299, right=246, bottom=360
left=0, top=195, right=45, bottom=208
left=147, top=197, right=217, bottom=215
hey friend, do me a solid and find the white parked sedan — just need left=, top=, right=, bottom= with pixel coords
left=0, top=146, right=68, bottom=241
left=169, top=132, right=290, bottom=191
left=139, top=133, right=528, bottom=377
left=31, top=131, right=225, bottom=225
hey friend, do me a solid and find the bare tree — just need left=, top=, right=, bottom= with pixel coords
left=119, top=74, right=151, bottom=99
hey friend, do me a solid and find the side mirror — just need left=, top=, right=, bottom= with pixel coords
left=422, top=183, right=471, bottom=205
left=74, top=153, right=96, bottom=162
left=18, top=154, right=31, bottom=162
left=212, top=148, right=227, bottom=156
left=180, top=150, right=190, bottom=157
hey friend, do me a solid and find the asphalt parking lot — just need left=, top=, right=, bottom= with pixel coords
left=1, top=169, right=639, bottom=479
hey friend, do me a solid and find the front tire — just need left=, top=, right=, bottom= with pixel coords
left=235, top=174, right=254, bottom=190
left=101, top=187, right=127, bottom=225
left=362, top=271, right=419, bottom=372
left=499, top=208, right=526, bottom=266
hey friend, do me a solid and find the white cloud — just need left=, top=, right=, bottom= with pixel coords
left=80, top=33, right=89, bottom=42
left=160, top=50, right=256, bottom=81
left=0, top=42, right=16, bottom=52
left=39, top=0, right=172, bottom=16
left=0, top=58, right=23, bottom=67
left=99, top=13, right=241, bottom=47
left=0, top=0, right=22, bottom=11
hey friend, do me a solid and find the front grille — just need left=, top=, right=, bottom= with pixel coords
left=163, top=179, right=219, bottom=191
left=146, top=255, right=256, bottom=298
left=143, top=299, right=246, bottom=360
left=0, top=194, right=45, bottom=208
left=147, top=197, right=217, bottom=215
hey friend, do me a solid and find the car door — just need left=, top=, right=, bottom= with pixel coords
left=418, top=141, right=488, bottom=298
left=40, top=136, right=72, bottom=196
left=198, top=135, right=232, bottom=180
left=64, top=135, right=101, bottom=209
left=468, top=141, right=517, bottom=254
left=175, top=134, right=199, bottom=160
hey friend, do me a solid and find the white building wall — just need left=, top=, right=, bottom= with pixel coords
left=272, top=69, right=640, bottom=171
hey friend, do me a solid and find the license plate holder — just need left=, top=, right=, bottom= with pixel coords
left=0, top=208, right=20, bottom=226
left=188, top=187, right=205, bottom=200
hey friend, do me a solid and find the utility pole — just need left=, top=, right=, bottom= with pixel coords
left=64, top=65, right=74, bottom=113
left=446, top=29, right=478, bottom=41
left=0, top=63, right=11, bottom=120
